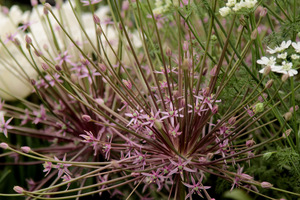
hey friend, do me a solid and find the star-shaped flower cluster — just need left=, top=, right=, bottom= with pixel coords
left=257, top=40, right=299, bottom=77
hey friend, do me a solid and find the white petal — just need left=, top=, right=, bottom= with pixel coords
left=259, top=68, right=265, bottom=73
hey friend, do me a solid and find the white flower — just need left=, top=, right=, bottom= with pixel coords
left=277, top=52, right=287, bottom=59
left=155, top=0, right=163, bottom=7
left=0, top=2, right=142, bottom=100
left=219, top=6, right=232, bottom=17
left=272, top=61, right=298, bottom=76
left=280, top=40, right=292, bottom=49
left=292, top=42, right=300, bottom=53
left=245, top=0, right=257, bottom=8
left=0, top=6, right=38, bottom=101
left=226, top=0, right=236, bottom=7
left=0, top=68, right=36, bottom=101
left=256, top=56, right=276, bottom=66
left=257, top=56, right=276, bottom=74
left=232, top=2, right=243, bottom=11
left=266, top=46, right=280, bottom=54
left=259, top=67, right=269, bottom=74
left=267, top=40, right=291, bottom=54
left=291, top=54, right=300, bottom=60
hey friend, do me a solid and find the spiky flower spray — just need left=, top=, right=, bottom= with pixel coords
left=0, top=0, right=299, bottom=199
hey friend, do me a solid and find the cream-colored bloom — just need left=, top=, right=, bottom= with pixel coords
left=292, top=41, right=300, bottom=53
left=272, top=61, right=298, bottom=76
left=245, top=0, right=257, bottom=8
left=0, top=1, right=142, bottom=100
left=226, top=0, right=236, bottom=7
left=0, top=6, right=38, bottom=100
left=291, top=54, right=300, bottom=60
left=232, top=2, right=243, bottom=11
left=267, top=40, right=291, bottom=54
left=219, top=6, right=232, bottom=17
left=277, top=52, right=287, bottom=59
left=257, top=56, right=276, bottom=66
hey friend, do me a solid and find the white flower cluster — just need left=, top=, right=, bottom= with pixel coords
left=153, top=0, right=172, bottom=15
left=257, top=40, right=299, bottom=77
left=219, top=0, right=258, bottom=17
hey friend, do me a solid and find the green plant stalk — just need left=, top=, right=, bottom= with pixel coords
left=195, top=0, right=217, bottom=94
left=290, top=77, right=299, bottom=151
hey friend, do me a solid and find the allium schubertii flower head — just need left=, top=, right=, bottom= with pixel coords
left=0, top=0, right=299, bottom=199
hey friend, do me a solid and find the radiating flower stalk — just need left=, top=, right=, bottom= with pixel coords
left=0, top=0, right=299, bottom=199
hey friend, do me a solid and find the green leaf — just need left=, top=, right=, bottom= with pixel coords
left=0, top=169, right=11, bottom=183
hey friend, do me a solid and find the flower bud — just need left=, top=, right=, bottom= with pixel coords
left=98, top=63, right=106, bottom=72
left=207, top=153, right=214, bottom=160
left=210, top=65, right=217, bottom=77
left=284, top=112, right=293, bottom=121
left=182, top=58, right=189, bottom=70
left=70, top=74, right=78, bottom=83
left=93, top=14, right=100, bottom=25
left=260, top=8, right=267, bottom=17
left=119, top=22, right=123, bottom=30
left=183, top=41, right=188, bottom=52
left=43, top=44, right=49, bottom=51
left=241, top=173, right=253, bottom=180
left=2, top=6, right=9, bottom=15
left=0, top=142, right=9, bottom=149
left=21, top=146, right=31, bottom=153
left=122, top=1, right=130, bottom=11
left=42, top=63, right=49, bottom=71
left=228, top=116, right=237, bottom=125
left=122, top=79, right=132, bottom=89
left=166, top=46, right=172, bottom=57
left=263, top=152, right=273, bottom=160
left=251, top=29, right=258, bottom=40
left=131, top=172, right=140, bottom=177
left=154, top=120, right=162, bottom=130
left=283, top=129, right=291, bottom=138
left=246, top=139, right=255, bottom=147
left=111, top=160, right=121, bottom=168
left=31, top=0, right=38, bottom=6
left=44, top=3, right=52, bottom=11
left=255, top=103, right=264, bottom=113
left=203, top=87, right=210, bottom=97
left=212, top=104, right=218, bottom=114
left=198, top=157, right=207, bottom=163
left=34, top=49, right=43, bottom=57
left=281, top=74, right=289, bottom=82
left=265, top=79, right=273, bottom=88
left=289, top=105, right=299, bottom=113
left=202, top=67, right=208, bottom=76
left=55, top=65, right=62, bottom=71
left=56, top=0, right=63, bottom=9
left=31, top=79, right=36, bottom=86
left=95, top=98, right=104, bottom=105
left=25, top=35, right=32, bottom=44
left=13, top=38, right=21, bottom=46
left=43, top=7, right=49, bottom=15
left=263, top=65, right=271, bottom=76
left=258, top=93, right=268, bottom=102
left=13, top=186, right=24, bottom=194
left=82, top=115, right=91, bottom=122
left=96, top=27, right=102, bottom=35
left=211, top=35, right=217, bottom=41
left=261, top=181, right=273, bottom=188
